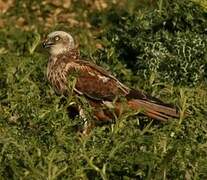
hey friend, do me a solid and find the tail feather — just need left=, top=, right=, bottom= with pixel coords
left=128, top=99, right=180, bottom=121
left=146, top=111, right=169, bottom=122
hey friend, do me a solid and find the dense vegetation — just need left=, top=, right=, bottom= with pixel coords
left=0, top=0, right=207, bottom=179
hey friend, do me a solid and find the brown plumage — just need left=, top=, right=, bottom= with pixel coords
left=43, top=31, right=180, bottom=126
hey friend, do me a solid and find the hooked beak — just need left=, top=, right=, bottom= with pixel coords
left=42, top=39, right=54, bottom=48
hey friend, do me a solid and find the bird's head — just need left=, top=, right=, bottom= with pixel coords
left=43, top=31, right=75, bottom=56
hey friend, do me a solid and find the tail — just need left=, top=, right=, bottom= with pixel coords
left=127, top=99, right=180, bottom=121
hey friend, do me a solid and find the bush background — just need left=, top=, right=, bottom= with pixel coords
left=0, top=0, right=207, bottom=179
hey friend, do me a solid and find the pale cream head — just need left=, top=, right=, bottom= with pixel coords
left=43, top=31, right=75, bottom=56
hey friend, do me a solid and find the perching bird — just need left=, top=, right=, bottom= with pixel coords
left=43, top=31, right=179, bottom=130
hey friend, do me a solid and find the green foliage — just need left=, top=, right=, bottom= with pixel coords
left=93, top=0, right=207, bottom=86
left=0, top=0, right=207, bottom=179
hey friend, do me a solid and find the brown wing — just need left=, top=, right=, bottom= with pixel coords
left=65, top=60, right=130, bottom=101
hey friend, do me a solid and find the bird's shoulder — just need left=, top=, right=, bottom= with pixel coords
left=51, top=50, right=130, bottom=98
left=53, top=50, right=114, bottom=78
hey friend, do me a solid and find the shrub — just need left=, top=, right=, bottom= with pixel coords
left=93, top=0, right=207, bottom=86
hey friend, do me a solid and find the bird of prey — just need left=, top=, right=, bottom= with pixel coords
left=43, top=31, right=179, bottom=131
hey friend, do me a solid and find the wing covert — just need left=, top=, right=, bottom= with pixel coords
left=65, top=60, right=130, bottom=101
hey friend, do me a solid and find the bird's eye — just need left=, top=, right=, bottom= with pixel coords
left=54, top=36, right=60, bottom=41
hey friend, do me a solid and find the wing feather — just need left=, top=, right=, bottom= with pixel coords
left=64, top=60, right=130, bottom=101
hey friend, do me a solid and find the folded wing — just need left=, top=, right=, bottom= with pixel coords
left=65, top=60, right=129, bottom=101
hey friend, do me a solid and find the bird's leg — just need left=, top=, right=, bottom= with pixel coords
left=79, top=107, right=94, bottom=135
